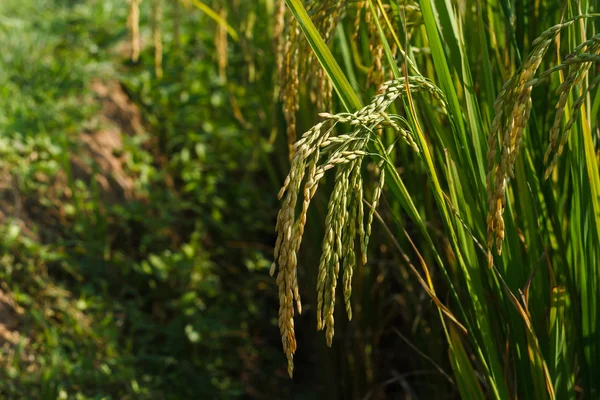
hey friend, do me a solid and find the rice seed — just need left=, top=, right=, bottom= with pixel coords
left=363, top=160, right=385, bottom=266
left=342, top=161, right=362, bottom=320
left=324, top=167, right=352, bottom=345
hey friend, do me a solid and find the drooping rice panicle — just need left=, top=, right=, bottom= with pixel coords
left=544, top=39, right=600, bottom=178
left=272, top=76, right=436, bottom=374
left=485, top=21, right=574, bottom=267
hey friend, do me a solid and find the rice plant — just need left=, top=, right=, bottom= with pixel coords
left=272, top=0, right=600, bottom=398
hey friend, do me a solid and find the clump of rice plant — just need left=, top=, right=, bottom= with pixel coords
left=272, top=1, right=600, bottom=398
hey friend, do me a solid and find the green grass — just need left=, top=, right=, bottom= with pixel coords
left=0, top=0, right=292, bottom=398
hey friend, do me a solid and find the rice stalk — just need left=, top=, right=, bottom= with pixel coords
left=214, top=6, right=228, bottom=83
left=173, top=0, right=180, bottom=52
left=128, top=0, right=142, bottom=62
left=151, top=0, right=163, bottom=78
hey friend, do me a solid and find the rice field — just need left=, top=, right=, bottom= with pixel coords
left=1, top=0, right=600, bottom=398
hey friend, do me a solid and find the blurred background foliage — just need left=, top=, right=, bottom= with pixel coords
left=0, top=0, right=451, bottom=399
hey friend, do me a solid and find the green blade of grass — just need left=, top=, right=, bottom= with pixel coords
left=187, top=0, right=239, bottom=41
left=448, top=326, right=486, bottom=400
left=418, top=0, right=481, bottom=188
